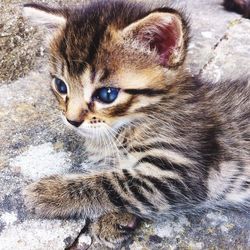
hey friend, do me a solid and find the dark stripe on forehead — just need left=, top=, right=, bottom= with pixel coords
left=85, top=24, right=107, bottom=66
left=99, top=68, right=110, bottom=82
left=58, top=17, right=109, bottom=76
left=90, top=66, right=96, bottom=82
left=85, top=41, right=97, bottom=67
left=50, top=54, right=57, bottom=72
left=59, top=35, right=71, bottom=72
left=61, top=61, right=65, bottom=76
left=124, top=88, right=165, bottom=96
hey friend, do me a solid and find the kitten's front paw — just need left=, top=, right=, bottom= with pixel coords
left=91, top=212, right=139, bottom=249
left=23, top=176, right=72, bottom=218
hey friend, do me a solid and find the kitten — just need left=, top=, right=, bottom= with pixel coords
left=23, top=0, right=250, bottom=248
left=224, top=0, right=250, bottom=18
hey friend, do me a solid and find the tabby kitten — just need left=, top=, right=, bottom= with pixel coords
left=23, top=0, right=250, bottom=248
left=224, top=0, right=250, bottom=18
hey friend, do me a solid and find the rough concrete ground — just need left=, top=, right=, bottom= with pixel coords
left=0, top=0, right=250, bottom=249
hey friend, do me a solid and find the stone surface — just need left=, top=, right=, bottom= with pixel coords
left=0, top=0, right=250, bottom=250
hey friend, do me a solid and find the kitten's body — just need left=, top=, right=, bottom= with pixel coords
left=23, top=0, right=250, bottom=247
left=224, top=0, right=250, bottom=18
left=85, top=77, right=250, bottom=215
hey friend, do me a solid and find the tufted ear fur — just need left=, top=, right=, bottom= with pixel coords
left=122, top=10, right=188, bottom=68
left=23, top=3, right=67, bottom=30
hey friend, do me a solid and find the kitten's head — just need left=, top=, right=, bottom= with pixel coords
left=24, top=0, right=189, bottom=140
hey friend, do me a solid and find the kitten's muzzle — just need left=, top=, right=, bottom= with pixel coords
left=66, top=119, right=83, bottom=127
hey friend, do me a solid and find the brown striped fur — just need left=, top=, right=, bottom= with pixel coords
left=23, top=1, right=250, bottom=248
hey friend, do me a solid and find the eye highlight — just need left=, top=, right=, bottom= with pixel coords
left=94, top=87, right=120, bottom=104
left=54, top=77, right=68, bottom=95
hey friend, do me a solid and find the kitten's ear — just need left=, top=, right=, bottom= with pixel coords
left=23, top=3, right=67, bottom=30
left=122, top=10, right=188, bottom=67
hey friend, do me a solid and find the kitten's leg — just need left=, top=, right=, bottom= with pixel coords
left=24, top=174, right=113, bottom=219
left=24, top=167, right=204, bottom=219
left=90, top=211, right=138, bottom=248
left=24, top=168, right=205, bottom=247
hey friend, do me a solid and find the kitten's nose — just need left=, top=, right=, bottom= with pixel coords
left=66, top=119, right=83, bottom=127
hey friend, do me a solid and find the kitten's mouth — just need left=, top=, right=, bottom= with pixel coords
left=68, top=122, right=117, bottom=140
left=61, top=113, right=135, bottom=140
left=72, top=124, right=106, bottom=137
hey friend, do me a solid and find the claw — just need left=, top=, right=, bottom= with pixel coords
left=117, top=216, right=138, bottom=232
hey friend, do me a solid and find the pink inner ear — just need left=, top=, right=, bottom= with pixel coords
left=142, top=20, right=179, bottom=66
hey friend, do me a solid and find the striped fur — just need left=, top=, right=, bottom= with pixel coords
left=23, top=0, right=250, bottom=247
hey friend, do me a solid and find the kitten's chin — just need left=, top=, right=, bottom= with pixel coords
left=75, top=125, right=107, bottom=140
left=75, top=119, right=133, bottom=142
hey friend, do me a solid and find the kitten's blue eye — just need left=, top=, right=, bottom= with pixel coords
left=94, top=87, right=120, bottom=104
left=54, top=77, right=67, bottom=94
